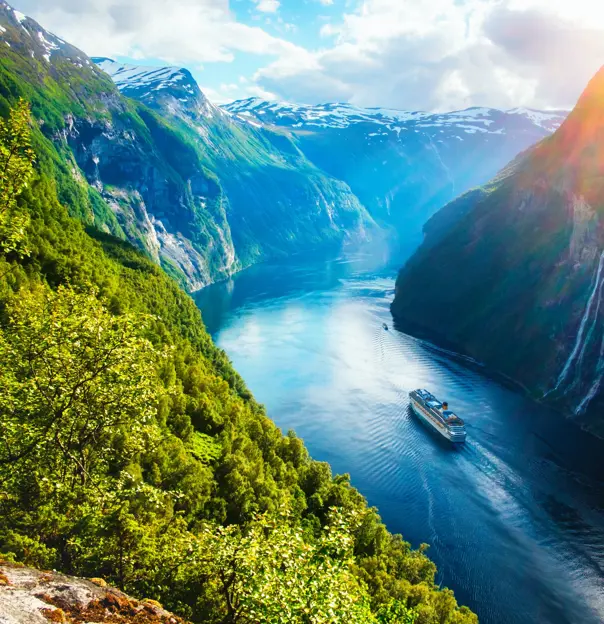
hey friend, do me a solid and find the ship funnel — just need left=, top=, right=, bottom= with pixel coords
left=442, top=401, right=449, bottom=410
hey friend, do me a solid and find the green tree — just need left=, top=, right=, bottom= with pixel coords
left=376, top=600, right=418, bottom=624
left=0, top=99, right=35, bottom=255
left=190, top=508, right=376, bottom=624
left=0, top=284, right=161, bottom=493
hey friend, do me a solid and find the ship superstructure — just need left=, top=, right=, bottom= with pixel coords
left=409, top=389, right=467, bottom=443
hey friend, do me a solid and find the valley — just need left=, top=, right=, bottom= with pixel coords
left=1, top=2, right=604, bottom=623
left=0, top=3, right=567, bottom=291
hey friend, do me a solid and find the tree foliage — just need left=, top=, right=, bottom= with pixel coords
left=0, top=285, right=160, bottom=485
left=190, top=509, right=376, bottom=624
left=0, top=98, right=34, bottom=255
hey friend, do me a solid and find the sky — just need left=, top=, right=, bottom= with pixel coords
left=10, top=0, right=604, bottom=111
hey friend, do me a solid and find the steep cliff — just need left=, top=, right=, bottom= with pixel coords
left=391, top=66, right=604, bottom=436
left=95, top=58, right=375, bottom=270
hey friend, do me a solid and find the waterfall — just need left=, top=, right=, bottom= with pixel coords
left=575, top=332, right=604, bottom=415
left=426, top=133, right=456, bottom=198
left=548, top=250, right=604, bottom=395
left=564, top=271, right=604, bottom=394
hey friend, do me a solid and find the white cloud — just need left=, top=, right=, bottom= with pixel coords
left=254, top=0, right=280, bottom=13
left=11, top=0, right=300, bottom=65
left=201, top=79, right=277, bottom=105
left=10, top=0, right=604, bottom=110
left=319, top=23, right=338, bottom=38
left=255, top=0, right=604, bottom=111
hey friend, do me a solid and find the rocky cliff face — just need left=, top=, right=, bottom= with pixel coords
left=0, top=562, right=186, bottom=624
left=63, top=109, right=236, bottom=291
left=391, top=66, right=604, bottom=436
left=94, top=58, right=375, bottom=270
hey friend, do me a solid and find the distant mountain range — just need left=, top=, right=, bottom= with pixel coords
left=225, top=97, right=563, bottom=132
left=224, top=98, right=567, bottom=251
left=392, top=66, right=604, bottom=436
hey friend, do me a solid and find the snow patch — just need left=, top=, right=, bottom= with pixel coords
left=507, top=107, right=565, bottom=130
left=37, top=31, right=59, bottom=62
left=223, top=99, right=566, bottom=139
left=96, top=58, right=191, bottom=93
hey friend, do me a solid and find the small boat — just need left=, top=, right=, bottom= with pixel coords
left=383, top=323, right=389, bottom=331
left=409, top=389, right=467, bottom=443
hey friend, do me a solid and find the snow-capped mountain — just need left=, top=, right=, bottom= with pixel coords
left=223, top=98, right=568, bottom=250
left=93, top=52, right=569, bottom=257
left=224, top=98, right=566, bottom=135
left=93, top=58, right=217, bottom=121
left=90, top=57, right=376, bottom=272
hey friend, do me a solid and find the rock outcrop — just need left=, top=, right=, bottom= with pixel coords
left=0, top=562, right=186, bottom=624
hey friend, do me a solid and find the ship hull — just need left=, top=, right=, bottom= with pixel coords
left=410, top=397, right=466, bottom=444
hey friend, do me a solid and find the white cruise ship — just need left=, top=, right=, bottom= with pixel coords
left=409, top=389, right=467, bottom=443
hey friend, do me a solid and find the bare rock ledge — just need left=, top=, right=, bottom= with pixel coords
left=0, top=562, right=187, bottom=624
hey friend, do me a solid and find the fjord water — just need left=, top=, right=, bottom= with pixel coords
left=194, top=249, right=604, bottom=624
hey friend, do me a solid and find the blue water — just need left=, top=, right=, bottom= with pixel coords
left=195, top=249, right=604, bottom=624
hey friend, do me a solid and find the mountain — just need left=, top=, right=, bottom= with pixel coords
left=391, top=66, right=604, bottom=437
left=0, top=4, right=240, bottom=290
left=93, top=57, right=216, bottom=120
left=224, top=98, right=567, bottom=250
left=89, top=59, right=566, bottom=274
left=92, top=57, right=375, bottom=272
left=0, top=6, right=373, bottom=291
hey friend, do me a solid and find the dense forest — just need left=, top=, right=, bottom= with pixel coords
left=0, top=93, right=477, bottom=624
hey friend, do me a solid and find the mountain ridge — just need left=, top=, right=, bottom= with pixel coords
left=225, top=97, right=566, bottom=132
left=0, top=5, right=376, bottom=291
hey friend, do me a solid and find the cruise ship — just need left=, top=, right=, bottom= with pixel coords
left=409, top=389, right=467, bottom=443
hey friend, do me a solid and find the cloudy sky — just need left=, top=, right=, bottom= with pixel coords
left=10, top=0, right=604, bottom=111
